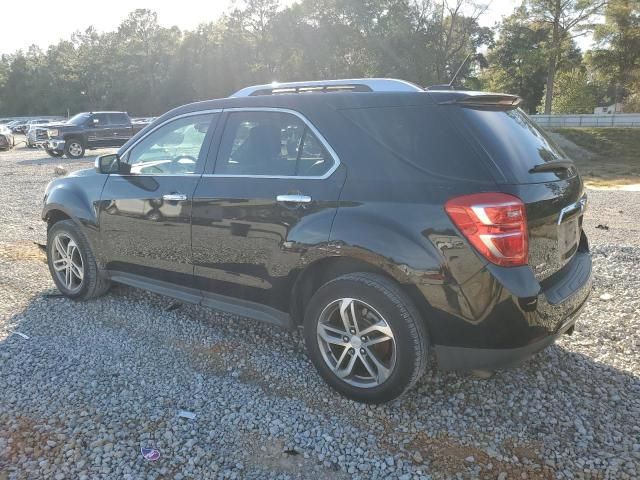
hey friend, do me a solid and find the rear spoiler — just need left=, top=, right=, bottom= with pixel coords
left=438, top=94, right=522, bottom=108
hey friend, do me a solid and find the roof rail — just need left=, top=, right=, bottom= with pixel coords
left=230, top=78, right=424, bottom=97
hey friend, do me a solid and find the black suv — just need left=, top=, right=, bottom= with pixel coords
left=42, top=79, right=592, bottom=403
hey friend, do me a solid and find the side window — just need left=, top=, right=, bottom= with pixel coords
left=125, top=113, right=215, bottom=175
left=89, top=113, right=109, bottom=127
left=214, top=111, right=333, bottom=177
left=97, top=113, right=110, bottom=126
left=108, top=113, right=129, bottom=125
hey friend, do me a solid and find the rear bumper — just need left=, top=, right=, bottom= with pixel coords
left=435, top=297, right=586, bottom=370
left=429, top=246, right=592, bottom=371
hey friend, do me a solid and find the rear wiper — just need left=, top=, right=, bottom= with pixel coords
left=529, top=159, right=575, bottom=173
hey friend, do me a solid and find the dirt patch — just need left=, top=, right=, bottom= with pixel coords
left=400, top=432, right=553, bottom=479
left=0, top=242, right=46, bottom=263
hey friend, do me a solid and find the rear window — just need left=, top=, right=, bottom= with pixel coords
left=456, top=107, right=573, bottom=183
left=339, top=106, right=492, bottom=182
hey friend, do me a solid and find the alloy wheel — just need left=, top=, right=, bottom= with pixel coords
left=68, top=142, right=83, bottom=157
left=316, top=298, right=396, bottom=388
left=51, top=233, right=84, bottom=293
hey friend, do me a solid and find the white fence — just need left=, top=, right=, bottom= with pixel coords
left=533, top=113, right=640, bottom=128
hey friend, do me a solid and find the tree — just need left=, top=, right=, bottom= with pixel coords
left=540, top=67, right=600, bottom=112
left=589, top=0, right=640, bottom=103
left=481, top=7, right=549, bottom=112
left=527, top=0, right=605, bottom=113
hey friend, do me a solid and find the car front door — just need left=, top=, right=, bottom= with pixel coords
left=191, top=108, right=346, bottom=313
left=86, top=113, right=111, bottom=147
left=98, top=111, right=220, bottom=288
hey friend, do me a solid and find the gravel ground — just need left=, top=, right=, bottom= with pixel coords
left=0, top=140, right=639, bottom=479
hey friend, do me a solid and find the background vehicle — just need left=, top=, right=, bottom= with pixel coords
left=10, top=121, right=28, bottom=133
left=13, top=118, right=51, bottom=134
left=44, top=112, right=149, bottom=158
left=0, top=125, right=15, bottom=150
left=26, top=121, right=61, bottom=148
left=42, top=79, right=592, bottom=403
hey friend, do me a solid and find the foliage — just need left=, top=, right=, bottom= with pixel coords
left=525, top=0, right=605, bottom=113
left=540, top=68, right=601, bottom=113
left=0, top=2, right=493, bottom=116
left=0, top=0, right=638, bottom=117
left=589, top=0, right=640, bottom=107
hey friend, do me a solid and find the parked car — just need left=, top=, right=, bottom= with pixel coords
left=42, top=78, right=592, bottom=403
left=26, top=121, right=61, bottom=148
left=44, top=112, right=150, bottom=158
left=5, top=120, right=22, bottom=132
left=14, top=118, right=51, bottom=135
left=10, top=121, right=28, bottom=133
left=0, top=125, right=15, bottom=150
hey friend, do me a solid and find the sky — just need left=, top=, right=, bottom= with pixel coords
left=0, top=0, right=591, bottom=56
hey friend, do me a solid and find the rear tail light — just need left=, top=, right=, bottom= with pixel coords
left=445, top=192, right=528, bottom=267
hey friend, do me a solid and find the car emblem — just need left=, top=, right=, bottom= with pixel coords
left=141, top=447, right=161, bottom=461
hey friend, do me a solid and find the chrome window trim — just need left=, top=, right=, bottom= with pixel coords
left=205, top=107, right=341, bottom=180
left=113, top=107, right=341, bottom=180
left=118, top=109, right=223, bottom=161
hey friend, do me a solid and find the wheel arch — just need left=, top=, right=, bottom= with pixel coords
left=63, top=133, right=85, bottom=146
left=44, top=209, right=73, bottom=230
left=289, top=255, right=434, bottom=334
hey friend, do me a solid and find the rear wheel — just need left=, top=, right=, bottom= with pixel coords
left=64, top=139, right=85, bottom=158
left=303, top=272, right=429, bottom=403
left=47, top=220, right=110, bottom=300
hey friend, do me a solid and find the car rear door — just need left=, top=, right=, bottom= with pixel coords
left=86, top=113, right=111, bottom=147
left=191, top=108, right=346, bottom=313
left=108, top=113, right=134, bottom=146
left=98, top=111, right=220, bottom=288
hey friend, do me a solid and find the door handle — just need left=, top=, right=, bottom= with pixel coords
left=162, top=193, right=187, bottom=201
left=276, top=194, right=312, bottom=203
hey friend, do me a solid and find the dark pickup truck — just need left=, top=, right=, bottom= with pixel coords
left=44, top=112, right=149, bottom=158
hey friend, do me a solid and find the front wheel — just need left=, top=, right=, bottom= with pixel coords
left=303, top=272, right=429, bottom=403
left=47, top=220, right=110, bottom=300
left=64, top=139, right=85, bottom=158
left=45, top=148, right=64, bottom=158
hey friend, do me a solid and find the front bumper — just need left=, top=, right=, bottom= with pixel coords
left=44, top=139, right=65, bottom=152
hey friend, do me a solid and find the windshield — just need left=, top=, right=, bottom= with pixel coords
left=67, top=113, right=90, bottom=126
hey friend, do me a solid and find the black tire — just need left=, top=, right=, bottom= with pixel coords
left=303, top=272, right=429, bottom=403
left=64, top=138, right=85, bottom=158
left=47, top=220, right=110, bottom=300
left=45, top=148, right=64, bottom=158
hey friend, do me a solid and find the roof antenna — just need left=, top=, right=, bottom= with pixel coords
left=448, top=53, right=472, bottom=88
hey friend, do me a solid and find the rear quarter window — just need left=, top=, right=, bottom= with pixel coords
left=454, top=107, right=574, bottom=184
left=339, top=105, right=493, bottom=182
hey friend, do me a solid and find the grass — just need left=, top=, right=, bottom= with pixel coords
left=550, top=128, right=640, bottom=188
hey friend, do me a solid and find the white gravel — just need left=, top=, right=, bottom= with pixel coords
left=1, top=141, right=639, bottom=479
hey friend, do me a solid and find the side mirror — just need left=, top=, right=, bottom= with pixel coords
left=95, top=153, right=121, bottom=174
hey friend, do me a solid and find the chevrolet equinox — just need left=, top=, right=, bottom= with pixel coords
left=43, top=79, right=592, bottom=403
